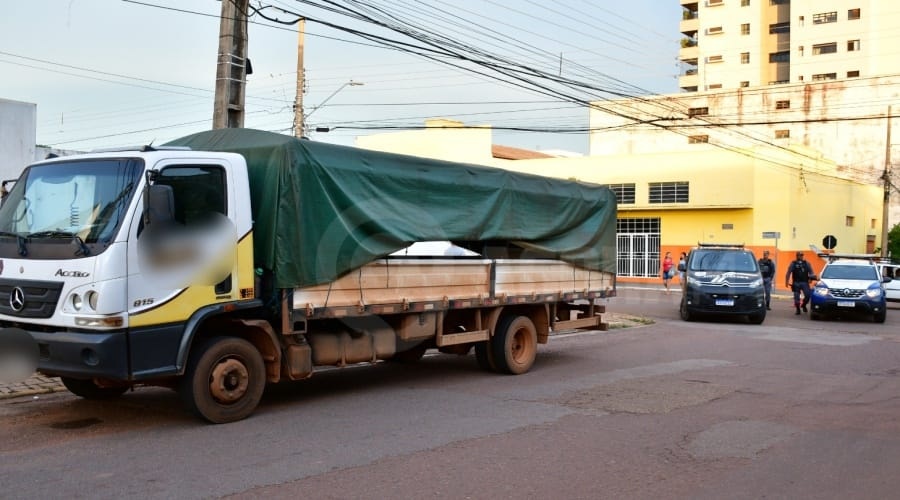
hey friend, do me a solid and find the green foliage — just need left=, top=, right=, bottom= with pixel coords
left=889, top=223, right=900, bottom=262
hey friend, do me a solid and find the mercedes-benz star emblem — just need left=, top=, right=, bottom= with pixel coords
left=9, top=287, right=25, bottom=312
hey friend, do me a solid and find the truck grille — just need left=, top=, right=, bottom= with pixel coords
left=0, top=278, right=64, bottom=318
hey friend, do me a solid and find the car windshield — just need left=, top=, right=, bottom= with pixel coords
left=0, top=159, right=143, bottom=245
left=822, top=264, right=878, bottom=280
left=689, top=250, right=758, bottom=272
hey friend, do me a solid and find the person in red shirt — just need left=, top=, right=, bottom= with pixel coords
left=661, top=251, right=674, bottom=294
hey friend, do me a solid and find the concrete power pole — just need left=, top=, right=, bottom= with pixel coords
left=883, top=104, right=893, bottom=258
left=213, top=0, right=250, bottom=129
left=293, top=19, right=306, bottom=138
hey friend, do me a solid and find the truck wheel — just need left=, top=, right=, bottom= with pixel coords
left=490, top=315, right=537, bottom=375
left=179, top=337, right=265, bottom=424
left=874, top=310, right=887, bottom=323
left=60, top=377, right=128, bottom=400
left=474, top=341, right=496, bottom=372
left=680, top=299, right=694, bottom=321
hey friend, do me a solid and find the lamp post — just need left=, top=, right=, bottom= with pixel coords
left=297, top=80, right=363, bottom=137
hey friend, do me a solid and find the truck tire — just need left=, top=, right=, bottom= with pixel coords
left=60, top=377, right=128, bottom=400
left=490, top=315, right=538, bottom=375
left=179, top=336, right=266, bottom=424
left=474, top=341, right=497, bottom=372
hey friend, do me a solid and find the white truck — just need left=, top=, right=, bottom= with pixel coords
left=0, top=128, right=617, bottom=423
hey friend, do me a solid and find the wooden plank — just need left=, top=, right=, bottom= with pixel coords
left=553, top=316, right=602, bottom=331
left=436, top=329, right=490, bottom=347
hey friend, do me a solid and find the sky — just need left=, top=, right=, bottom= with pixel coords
left=1, top=0, right=682, bottom=155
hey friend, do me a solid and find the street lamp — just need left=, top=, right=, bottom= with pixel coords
left=298, top=80, right=363, bottom=137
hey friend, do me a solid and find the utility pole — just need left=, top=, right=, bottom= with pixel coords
left=213, top=0, right=250, bottom=129
left=293, top=19, right=306, bottom=138
left=882, top=104, right=892, bottom=258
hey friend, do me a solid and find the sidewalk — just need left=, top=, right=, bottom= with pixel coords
left=0, top=373, right=65, bottom=400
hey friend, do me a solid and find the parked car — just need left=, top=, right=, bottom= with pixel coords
left=679, top=243, right=766, bottom=324
left=876, top=262, right=900, bottom=302
left=811, top=255, right=889, bottom=323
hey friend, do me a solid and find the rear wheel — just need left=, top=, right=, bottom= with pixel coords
left=179, top=337, right=265, bottom=424
left=61, top=377, right=128, bottom=400
left=490, top=315, right=538, bottom=375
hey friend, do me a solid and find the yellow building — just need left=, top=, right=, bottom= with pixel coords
left=356, top=120, right=883, bottom=289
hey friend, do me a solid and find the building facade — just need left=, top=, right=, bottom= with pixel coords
left=679, top=0, right=900, bottom=92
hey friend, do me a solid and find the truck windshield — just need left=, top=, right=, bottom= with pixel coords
left=0, top=159, right=143, bottom=250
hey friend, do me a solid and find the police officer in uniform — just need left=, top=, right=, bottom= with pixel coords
left=785, top=251, right=815, bottom=315
left=758, top=250, right=775, bottom=310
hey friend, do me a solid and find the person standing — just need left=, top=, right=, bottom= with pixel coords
left=785, top=251, right=815, bottom=315
left=661, top=251, right=674, bottom=294
left=678, top=252, right=687, bottom=283
left=757, top=250, right=775, bottom=310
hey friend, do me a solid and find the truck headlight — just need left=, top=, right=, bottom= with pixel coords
left=71, top=293, right=83, bottom=311
left=86, top=290, right=99, bottom=310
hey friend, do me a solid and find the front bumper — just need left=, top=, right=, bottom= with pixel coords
left=684, top=288, right=766, bottom=315
left=29, top=329, right=130, bottom=380
left=810, top=296, right=885, bottom=315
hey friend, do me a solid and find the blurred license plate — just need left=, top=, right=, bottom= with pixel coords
left=837, top=301, right=855, bottom=307
left=715, top=299, right=735, bottom=306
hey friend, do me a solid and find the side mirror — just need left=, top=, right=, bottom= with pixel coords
left=143, top=184, right=175, bottom=226
left=883, top=276, right=893, bottom=283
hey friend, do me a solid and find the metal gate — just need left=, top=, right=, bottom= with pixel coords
left=616, top=218, right=661, bottom=278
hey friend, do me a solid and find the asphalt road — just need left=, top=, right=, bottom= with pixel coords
left=3, top=287, right=900, bottom=499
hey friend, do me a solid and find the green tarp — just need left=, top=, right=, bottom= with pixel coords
left=166, top=128, right=616, bottom=289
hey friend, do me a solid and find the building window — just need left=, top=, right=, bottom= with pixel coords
left=846, top=216, right=855, bottom=227
left=848, top=39, right=860, bottom=51
left=742, top=0, right=750, bottom=5
left=769, top=0, right=788, bottom=4
left=813, top=12, right=838, bottom=24
left=740, top=81, right=750, bottom=87
left=848, top=8, right=861, bottom=20
left=706, top=26, right=724, bottom=35
left=722, top=223, right=734, bottom=230
left=688, top=135, right=709, bottom=144
left=769, top=51, right=790, bottom=63
left=688, top=107, right=709, bottom=117
left=775, top=129, right=790, bottom=138
left=847, top=70, right=860, bottom=78
left=798, top=75, right=804, bottom=81
left=602, top=184, right=636, bottom=205
left=775, top=100, right=790, bottom=109
left=812, top=42, right=838, bottom=55
left=708, top=0, right=723, bottom=5
left=707, top=84, right=723, bottom=89
left=739, top=52, right=749, bottom=64
left=872, top=218, right=878, bottom=229
left=812, top=73, right=837, bottom=81
left=649, top=182, right=689, bottom=203
left=769, top=22, right=790, bottom=34
left=707, top=55, right=724, bottom=63
left=741, top=23, right=750, bottom=35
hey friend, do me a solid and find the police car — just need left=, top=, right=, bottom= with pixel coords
left=810, top=254, right=890, bottom=323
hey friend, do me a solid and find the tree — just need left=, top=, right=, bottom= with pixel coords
left=889, top=223, right=900, bottom=262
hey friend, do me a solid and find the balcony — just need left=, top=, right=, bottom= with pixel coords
left=680, top=16, right=699, bottom=36
left=679, top=44, right=699, bottom=62
left=679, top=72, right=699, bottom=90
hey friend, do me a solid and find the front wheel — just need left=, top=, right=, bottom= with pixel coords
left=874, top=310, right=887, bottom=323
left=490, top=315, right=538, bottom=375
left=61, top=377, right=128, bottom=400
left=680, top=299, right=694, bottom=321
left=179, top=337, right=266, bottom=424
left=748, top=311, right=766, bottom=324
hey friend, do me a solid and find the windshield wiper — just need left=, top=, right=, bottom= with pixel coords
left=0, top=231, right=27, bottom=256
left=25, top=230, right=91, bottom=256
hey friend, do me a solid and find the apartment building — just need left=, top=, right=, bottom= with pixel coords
left=679, top=0, right=900, bottom=91
left=589, top=1, right=900, bottom=229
